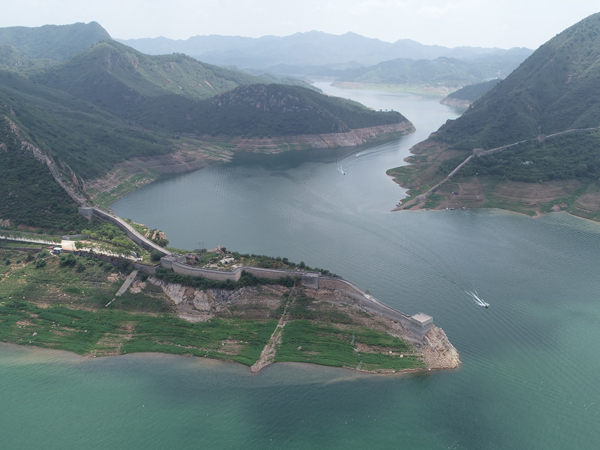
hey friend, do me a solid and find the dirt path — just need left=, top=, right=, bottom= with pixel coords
left=115, top=270, right=138, bottom=297
left=250, top=301, right=290, bottom=373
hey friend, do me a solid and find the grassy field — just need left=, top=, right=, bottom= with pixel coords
left=0, top=248, right=424, bottom=372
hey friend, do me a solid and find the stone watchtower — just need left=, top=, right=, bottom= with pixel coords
left=408, top=313, right=434, bottom=341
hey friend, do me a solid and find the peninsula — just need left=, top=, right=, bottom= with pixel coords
left=0, top=206, right=459, bottom=374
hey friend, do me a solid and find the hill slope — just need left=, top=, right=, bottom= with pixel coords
left=440, top=79, right=501, bottom=107
left=32, top=40, right=265, bottom=112
left=387, top=13, right=600, bottom=221
left=30, top=41, right=409, bottom=138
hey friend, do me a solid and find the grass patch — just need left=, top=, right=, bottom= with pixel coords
left=275, top=320, right=422, bottom=371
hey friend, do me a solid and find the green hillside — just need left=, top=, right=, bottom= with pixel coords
left=136, top=83, right=407, bottom=137
left=434, top=13, right=600, bottom=150
left=0, top=117, right=88, bottom=231
left=32, top=40, right=265, bottom=112
left=0, top=22, right=110, bottom=61
left=388, top=13, right=600, bottom=221
left=0, top=69, right=172, bottom=180
left=0, top=45, right=48, bottom=70
left=30, top=41, right=406, bottom=137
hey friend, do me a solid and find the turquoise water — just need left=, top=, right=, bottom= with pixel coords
left=2, top=84, right=600, bottom=449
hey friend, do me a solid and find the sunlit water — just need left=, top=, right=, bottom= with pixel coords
left=2, top=83, right=600, bottom=449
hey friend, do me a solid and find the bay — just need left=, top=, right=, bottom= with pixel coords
left=2, top=83, right=599, bottom=449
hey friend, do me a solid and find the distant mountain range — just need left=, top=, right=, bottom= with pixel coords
left=118, top=31, right=531, bottom=69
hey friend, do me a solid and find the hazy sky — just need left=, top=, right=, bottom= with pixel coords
left=1, top=0, right=598, bottom=49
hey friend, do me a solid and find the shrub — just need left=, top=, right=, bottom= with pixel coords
left=59, top=253, right=77, bottom=267
left=34, top=259, right=46, bottom=269
left=150, top=250, right=163, bottom=262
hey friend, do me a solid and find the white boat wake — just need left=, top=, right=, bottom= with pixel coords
left=466, top=290, right=489, bottom=308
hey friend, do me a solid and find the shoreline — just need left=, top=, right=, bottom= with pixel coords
left=0, top=339, right=454, bottom=377
left=88, top=123, right=415, bottom=211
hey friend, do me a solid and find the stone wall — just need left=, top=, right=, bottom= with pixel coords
left=78, top=209, right=434, bottom=342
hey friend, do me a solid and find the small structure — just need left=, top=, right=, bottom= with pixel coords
left=52, top=247, right=62, bottom=254
left=301, top=272, right=320, bottom=289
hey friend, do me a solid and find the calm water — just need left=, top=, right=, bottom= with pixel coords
left=3, top=84, right=600, bottom=449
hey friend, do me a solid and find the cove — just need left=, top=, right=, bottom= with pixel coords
left=2, top=83, right=600, bottom=449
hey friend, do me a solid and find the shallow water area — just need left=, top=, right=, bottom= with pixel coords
left=3, top=83, right=600, bottom=449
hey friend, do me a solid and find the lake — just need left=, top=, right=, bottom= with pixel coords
left=2, top=83, right=599, bottom=449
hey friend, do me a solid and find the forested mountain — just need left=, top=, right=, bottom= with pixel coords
left=433, top=12, right=600, bottom=150
left=174, top=84, right=405, bottom=137
left=0, top=22, right=110, bottom=61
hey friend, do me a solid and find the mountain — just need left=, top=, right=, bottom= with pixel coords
left=0, top=22, right=110, bottom=61
left=388, top=13, right=600, bottom=221
left=165, top=83, right=406, bottom=137
left=335, top=52, right=525, bottom=88
left=432, top=13, right=600, bottom=150
left=118, top=31, right=532, bottom=69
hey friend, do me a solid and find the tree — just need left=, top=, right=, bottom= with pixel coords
left=151, top=250, right=163, bottom=262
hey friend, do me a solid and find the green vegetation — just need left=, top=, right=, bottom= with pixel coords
left=276, top=320, right=422, bottom=371
left=81, top=220, right=136, bottom=250
left=173, top=83, right=406, bottom=137
left=458, top=132, right=600, bottom=182
left=32, top=40, right=265, bottom=108
left=0, top=299, right=276, bottom=365
left=0, top=69, right=173, bottom=180
left=388, top=13, right=600, bottom=220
